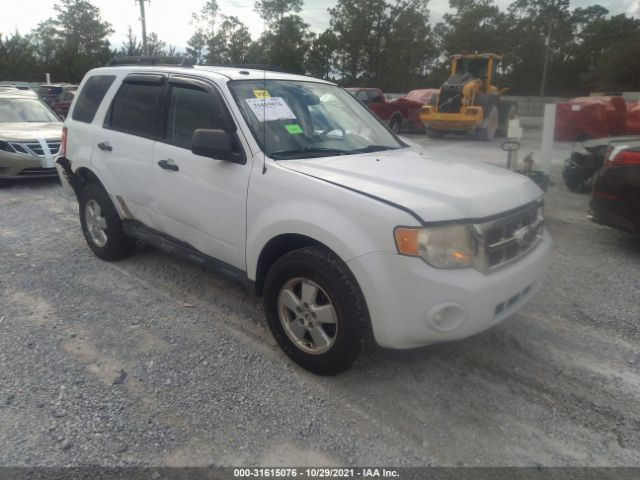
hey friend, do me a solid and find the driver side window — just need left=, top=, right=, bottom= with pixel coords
left=356, top=90, right=369, bottom=103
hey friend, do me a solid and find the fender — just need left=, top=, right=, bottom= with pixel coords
left=246, top=198, right=404, bottom=281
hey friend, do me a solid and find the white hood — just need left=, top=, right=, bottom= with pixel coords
left=280, top=147, right=543, bottom=222
left=0, top=122, right=62, bottom=142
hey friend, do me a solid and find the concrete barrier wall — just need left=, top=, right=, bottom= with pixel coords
left=502, top=96, right=568, bottom=117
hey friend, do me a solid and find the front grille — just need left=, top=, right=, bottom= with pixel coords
left=18, top=167, right=57, bottom=176
left=474, top=202, right=543, bottom=273
left=437, top=88, right=462, bottom=113
left=8, top=140, right=60, bottom=157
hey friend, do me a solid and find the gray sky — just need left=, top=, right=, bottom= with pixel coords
left=1, top=0, right=638, bottom=51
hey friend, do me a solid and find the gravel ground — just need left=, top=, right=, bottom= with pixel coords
left=0, top=132, right=639, bottom=467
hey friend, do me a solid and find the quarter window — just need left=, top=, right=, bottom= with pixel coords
left=164, top=84, right=226, bottom=149
left=72, top=75, right=115, bottom=123
left=107, top=81, right=162, bottom=137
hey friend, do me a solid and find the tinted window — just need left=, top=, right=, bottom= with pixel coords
left=72, top=75, right=115, bottom=123
left=165, top=84, right=226, bottom=149
left=355, top=90, right=368, bottom=102
left=107, top=81, right=162, bottom=137
left=368, top=91, right=384, bottom=103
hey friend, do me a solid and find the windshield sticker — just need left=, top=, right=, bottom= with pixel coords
left=253, top=89, right=271, bottom=99
left=245, top=97, right=297, bottom=122
left=285, top=124, right=304, bottom=135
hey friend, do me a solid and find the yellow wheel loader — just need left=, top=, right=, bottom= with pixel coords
left=420, top=53, right=517, bottom=141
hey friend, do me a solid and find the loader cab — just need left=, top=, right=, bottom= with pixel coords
left=451, top=54, right=501, bottom=92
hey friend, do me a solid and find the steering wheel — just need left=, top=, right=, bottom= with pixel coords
left=320, top=126, right=346, bottom=138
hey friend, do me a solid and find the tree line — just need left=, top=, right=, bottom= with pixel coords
left=1, top=0, right=638, bottom=95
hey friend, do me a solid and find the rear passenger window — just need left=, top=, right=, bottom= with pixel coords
left=72, top=75, right=115, bottom=123
left=165, top=84, right=226, bottom=149
left=107, top=81, right=162, bottom=137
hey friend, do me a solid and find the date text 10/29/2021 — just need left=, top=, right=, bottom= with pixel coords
left=233, top=468, right=400, bottom=478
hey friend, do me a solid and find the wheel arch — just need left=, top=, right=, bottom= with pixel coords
left=74, top=166, right=105, bottom=189
left=389, top=112, right=403, bottom=124
left=254, top=233, right=336, bottom=296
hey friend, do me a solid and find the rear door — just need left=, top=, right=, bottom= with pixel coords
left=95, top=73, right=165, bottom=228
left=151, top=75, right=251, bottom=270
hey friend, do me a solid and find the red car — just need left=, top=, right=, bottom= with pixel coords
left=346, top=88, right=423, bottom=133
left=52, top=90, right=75, bottom=119
left=590, top=143, right=640, bottom=234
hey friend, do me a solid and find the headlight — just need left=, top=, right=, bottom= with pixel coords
left=394, top=225, right=475, bottom=269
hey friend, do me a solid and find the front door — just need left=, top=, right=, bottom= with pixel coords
left=151, top=77, right=251, bottom=270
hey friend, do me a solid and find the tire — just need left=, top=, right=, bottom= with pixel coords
left=497, top=103, right=517, bottom=137
left=263, top=246, right=370, bottom=375
left=426, top=127, right=444, bottom=139
left=79, top=182, right=136, bottom=261
left=477, top=105, right=498, bottom=141
left=389, top=116, right=402, bottom=134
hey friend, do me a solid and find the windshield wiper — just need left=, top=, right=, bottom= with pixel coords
left=270, top=145, right=398, bottom=160
left=270, top=147, right=349, bottom=159
left=352, top=145, right=398, bottom=153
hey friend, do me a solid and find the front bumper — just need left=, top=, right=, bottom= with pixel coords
left=0, top=151, right=58, bottom=179
left=347, top=230, right=552, bottom=349
left=420, top=106, right=483, bottom=131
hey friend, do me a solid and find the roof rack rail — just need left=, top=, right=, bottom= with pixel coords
left=106, top=56, right=194, bottom=67
left=205, top=63, right=288, bottom=73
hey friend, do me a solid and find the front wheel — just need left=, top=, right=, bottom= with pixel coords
left=79, top=183, right=136, bottom=260
left=263, top=246, right=370, bottom=375
left=389, top=116, right=402, bottom=134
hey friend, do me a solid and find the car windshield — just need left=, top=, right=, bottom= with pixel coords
left=38, top=86, right=63, bottom=96
left=0, top=98, right=60, bottom=123
left=228, top=80, right=404, bottom=159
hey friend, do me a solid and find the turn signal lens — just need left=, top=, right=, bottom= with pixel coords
left=609, top=150, right=640, bottom=166
left=395, top=228, right=421, bottom=256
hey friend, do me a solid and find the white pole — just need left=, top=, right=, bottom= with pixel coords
left=45, top=73, right=51, bottom=84
left=541, top=103, right=556, bottom=176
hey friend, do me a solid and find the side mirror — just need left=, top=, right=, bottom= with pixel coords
left=191, top=129, right=245, bottom=164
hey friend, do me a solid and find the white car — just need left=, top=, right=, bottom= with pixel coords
left=56, top=58, right=552, bottom=374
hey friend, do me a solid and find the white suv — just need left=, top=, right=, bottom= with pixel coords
left=57, top=59, right=552, bottom=374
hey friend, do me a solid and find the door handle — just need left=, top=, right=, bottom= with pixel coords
left=157, top=159, right=179, bottom=172
left=97, top=141, right=112, bottom=152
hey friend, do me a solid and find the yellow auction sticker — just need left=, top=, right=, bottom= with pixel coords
left=253, top=90, right=271, bottom=99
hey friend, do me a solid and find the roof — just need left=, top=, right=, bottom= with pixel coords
left=450, top=53, right=503, bottom=60
left=0, top=89, right=39, bottom=99
left=88, top=64, right=334, bottom=85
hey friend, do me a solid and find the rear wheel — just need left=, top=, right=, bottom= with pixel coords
left=477, top=106, right=498, bottom=141
left=263, top=246, right=369, bottom=375
left=79, top=183, right=136, bottom=260
left=497, top=103, right=517, bottom=137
